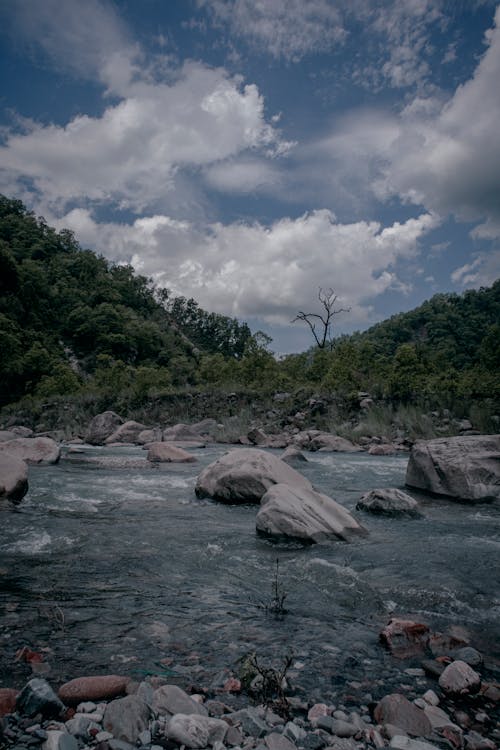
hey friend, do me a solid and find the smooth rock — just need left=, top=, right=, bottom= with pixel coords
left=163, top=423, right=205, bottom=442
left=167, top=713, right=228, bottom=748
left=103, top=695, right=150, bottom=744
left=368, top=444, right=398, bottom=455
left=280, top=446, right=308, bottom=464
left=17, top=678, right=65, bottom=718
left=85, top=411, right=123, bottom=445
left=147, top=442, right=196, bottom=463
left=0, top=452, right=28, bottom=505
left=265, top=732, right=298, bottom=750
left=65, top=714, right=100, bottom=738
left=390, top=736, right=440, bottom=750
left=453, top=647, right=483, bottom=667
left=195, top=448, right=312, bottom=503
left=43, top=730, right=78, bottom=750
left=308, top=704, right=329, bottom=724
left=151, top=685, right=208, bottom=717
left=137, top=428, right=163, bottom=445
left=374, top=694, right=432, bottom=737
left=356, top=489, right=421, bottom=517
left=59, top=675, right=130, bottom=705
left=422, top=690, right=439, bottom=706
left=0, top=430, right=17, bottom=442
left=438, top=660, right=481, bottom=694
left=0, top=437, right=60, bottom=465
left=257, top=483, right=366, bottom=543
left=309, top=434, right=362, bottom=453
left=105, top=421, right=148, bottom=444
left=405, top=435, right=500, bottom=501
left=423, top=705, right=460, bottom=730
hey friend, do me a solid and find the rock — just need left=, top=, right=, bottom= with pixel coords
left=309, top=434, right=362, bottom=453
left=0, top=430, right=17, bottom=442
left=65, top=713, right=101, bottom=738
left=422, top=690, right=439, bottom=706
left=464, top=730, right=497, bottom=750
left=0, top=437, right=60, bottom=465
left=0, top=688, right=18, bottom=716
left=58, top=675, right=130, bottom=705
left=405, top=435, right=500, bottom=502
left=105, top=421, right=148, bottom=444
left=248, top=427, right=269, bottom=445
left=164, top=423, right=205, bottom=442
left=256, top=483, right=367, bottom=543
left=265, top=732, right=298, bottom=750
left=380, top=618, right=430, bottom=658
left=438, top=660, right=481, bottom=695
left=453, top=647, right=483, bottom=667
left=136, top=428, right=163, bottom=445
left=368, top=444, right=397, bottom=455
left=11, top=426, right=34, bottom=437
left=280, top=446, right=308, bottom=464
left=0, top=453, right=28, bottom=504
left=147, top=442, right=197, bottom=463
left=167, top=714, right=228, bottom=748
left=85, top=411, right=123, bottom=445
left=191, top=419, right=220, bottom=438
left=195, top=448, right=312, bottom=503
left=151, top=685, right=208, bottom=717
left=43, top=730, right=78, bottom=750
left=328, top=719, right=358, bottom=737
left=103, top=695, right=150, bottom=744
left=423, top=705, right=460, bottom=731
left=228, top=707, right=269, bottom=738
left=374, top=694, right=432, bottom=737
left=16, top=678, right=65, bottom=718
left=308, top=703, right=329, bottom=724
left=390, top=737, right=440, bottom=750
left=356, top=489, right=421, bottom=517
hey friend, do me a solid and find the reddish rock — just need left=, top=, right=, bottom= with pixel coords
left=223, top=677, right=241, bottom=693
left=429, top=630, right=469, bottom=656
left=480, top=682, right=500, bottom=702
left=374, top=693, right=432, bottom=737
left=380, top=618, right=430, bottom=658
left=147, top=442, right=197, bottom=463
left=439, top=660, right=481, bottom=695
left=0, top=688, right=18, bottom=717
left=15, top=646, right=44, bottom=663
left=308, top=703, right=330, bottom=723
left=58, top=675, right=130, bottom=705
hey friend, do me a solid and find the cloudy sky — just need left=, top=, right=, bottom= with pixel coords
left=1, top=0, right=499, bottom=352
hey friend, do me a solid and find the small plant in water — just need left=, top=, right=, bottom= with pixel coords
left=239, top=651, right=294, bottom=718
left=257, top=558, right=288, bottom=617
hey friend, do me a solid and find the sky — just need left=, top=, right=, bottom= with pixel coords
left=1, top=0, right=499, bottom=353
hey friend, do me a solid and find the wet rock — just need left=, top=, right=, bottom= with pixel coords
left=280, top=446, right=308, bottom=464
left=59, top=675, right=130, bottom=705
left=0, top=437, right=60, bottom=465
left=356, top=489, right=421, bottom=517
left=0, top=688, right=19, bottom=716
left=166, top=713, right=228, bottom=748
left=17, top=678, right=65, bottom=719
left=374, top=694, right=432, bottom=737
left=265, top=732, right=298, bottom=750
left=85, top=411, right=123, bottom=445
left=257, top=483, right=367, bottom=543
left=453, top=647, right=483, bottom=667
left=0, top=452, right=28, bottom=504
left=405, top=435, right=500, bottom=502
left=380, top=618, right=430, bottom=658
left=151, top=685, right=208, bottom=717
left=228, top=707, right=269, bottom=738
left=195, top=448, right=312, bottom=503
left=147, top=442, right=197, bottom=463
left=421, top=660, right=445, bottom=678
left=103, top=695, right=150, bottom=744
left=438, top=660, right=481, bottom=695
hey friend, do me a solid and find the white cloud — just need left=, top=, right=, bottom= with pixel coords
left=451, top=251, right=500, bottom=287
left=204, top=158, right=282, bottom=193
left=54, top=207, right=439, bottom=325
left=0, top=62, right=289, bottom=213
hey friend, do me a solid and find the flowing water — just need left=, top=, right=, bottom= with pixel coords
left=1, top=444, right=499, bottom=701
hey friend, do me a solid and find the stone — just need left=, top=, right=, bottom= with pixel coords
left=280, top=446, right=308, bottom=464
left=137, top=428, right=163, bottom=445
left=283, top=722, right=307, bottom=743
left=0, top=437, right=60, bottom=465
left=191, top=419, right=220, bottom=438
left=151, top=685, right=208, bottom=717
left=438, top=660, right=481, bottom=695
left=368, top=444, right=397, bottom=455
left=147, top=442, right=197, bottom=463
left=248, top=427, right=269, bottom=445
left=309, top=434, right=362, bottom=453
left=103, top=695, right=150, bottom=744
left=17, top=678, right=65, bottom=719
left=257, top=483, right=367, bottom=543
left=195, top=448, right=312, bottom=503
left=64, top=714, right=100, bottom=738
left=330, top=720, right=358, bottom=737
left=85, top=411, right=123, bottom=445
left=380, top=618, right=430, bottom=658
left=374, top=694, right=432, bottom=737
left=43, top=730, right=78, bottom=750
left=405, top=435, right=500, bottom=502
left=58, top=675, right=130, bottom=705
left=265, top=732, right=298, bottom=750
left=453, top=647, right=483, bottom=667
left=0, top=688, right=18, bottom=716
left=423, top=705, right=459, bottom=731
left=464, top=730, right=497, bottom=750
left=390, top=737, right=440, bottom=750
left=228, top=707, right=269, bottom=738
left=357, top=488, right=421, bottom=517
left=105, top=420, right=148, bottom=444
left=0, top=430, right=17, bottom=442
left=11, top=426, right=34, bottom=437
left=0, top=453, right=28, bottom=504
left=308, top=704, right=329, bottom=724
left=422, top=690, right=439, bottom=706
left=167, top=714, right=228, bottom=748
left=163, top=423, right=206, bottom=442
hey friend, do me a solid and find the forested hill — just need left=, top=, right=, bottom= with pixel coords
left=0, top=195, right=251, bottom=406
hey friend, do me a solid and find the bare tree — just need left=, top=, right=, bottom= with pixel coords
left=292, top=287, right=350, bottom=349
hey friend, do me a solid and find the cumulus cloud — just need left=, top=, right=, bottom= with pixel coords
left=0, top=62, right=290, bottom=213
left=54, top=207, right=439, bottom=325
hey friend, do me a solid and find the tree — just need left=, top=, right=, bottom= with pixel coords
left=292, top=287, right=350, bottom=349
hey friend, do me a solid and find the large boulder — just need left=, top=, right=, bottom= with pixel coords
left=164, top=423, right=206, bottom=442
left=0, top=437, right=60, bottom=465
left=195, top=448, right=312, bottom=503
left=256, top=483, right=367, bottom=543
left=0, top=430, right=17, bottom=442
left=105, top=420, right=148, bottom=444
left=405, top=435, right=500, bottom=502
left=147, top=442, right=197, bottom=463
left=85, top=411, right=123, bottom=445
left=309, top=433, right=362, bottom=453
left=0, top=453, right=28, bottom=504
left=357, top=488, right=422, bottom=517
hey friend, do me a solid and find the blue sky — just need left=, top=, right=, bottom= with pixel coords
left=1, top=0, right=499, bottom=353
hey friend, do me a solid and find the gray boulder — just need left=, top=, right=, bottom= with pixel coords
left=0, top=430, right=17, bottom=442
left=0, top=453, right=28, bottom=504
left=405, top=435, right=500, bottom=502
left=85, top=411, right=123, bottom=445
left=356, top=488, right=422, bottom=517
left=280, top=446, right=308, bottom=464
left=105, top=420, right=148, bottom=444
left=152, top=685, right=208, bottom=717
left=309, top=433, right=362, bottom=453
left=0, top=437, right=60, bottom=465
left=103, top=694, right=150, bottom=744
left=438, top=660, right=481, bottom=695
left=195, top=448, right=312, bottom=503
left=167, top=714, right=228, bottom=748
left=256, top=483, right=367, bottom=543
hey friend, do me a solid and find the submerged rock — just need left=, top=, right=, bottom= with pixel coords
left=405, top=435, right=500, bottom=502
left=0, top=436, right=60, bottom=465
left=356, top=488, right=422, bottom=517
left=195, top=448, right=312, bottom=503
left=0, top=453, right=28, bottom=504
left=256, top=483, right=367, bottom=543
